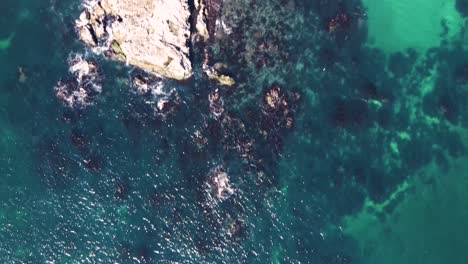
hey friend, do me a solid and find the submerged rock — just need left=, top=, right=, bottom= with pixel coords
left=224, top=213, right=247, bottom=241
left=17, top=66, right=27, bottom=83
left=76, top=0, right=192, bottom=80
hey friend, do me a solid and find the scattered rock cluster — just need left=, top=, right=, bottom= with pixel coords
left=130, top=74, right=181, bottom=119
left=262, top=84, right=301, bottom=130
left=55, top=54, right=102, bottom=109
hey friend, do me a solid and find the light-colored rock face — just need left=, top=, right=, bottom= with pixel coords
left=76, top=0, right=192, bottom=80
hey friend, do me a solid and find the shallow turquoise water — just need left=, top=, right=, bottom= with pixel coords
left=1, top=0, right=468, bottom=263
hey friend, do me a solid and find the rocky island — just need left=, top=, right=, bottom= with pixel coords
left=76, top=0, right=197, bottom=80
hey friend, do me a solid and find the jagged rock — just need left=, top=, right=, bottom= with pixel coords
left=76, top=0, right=192, bottom=80
left=55, top=55, right=102, bottom=109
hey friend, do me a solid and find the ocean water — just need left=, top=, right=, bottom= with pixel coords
left=0, top=0, right=467, bottom=263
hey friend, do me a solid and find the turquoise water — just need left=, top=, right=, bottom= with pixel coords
left=1, top=0, right=468, bottom=263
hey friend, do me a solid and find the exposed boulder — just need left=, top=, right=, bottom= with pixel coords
left=76, top=0, right=192, bottom=80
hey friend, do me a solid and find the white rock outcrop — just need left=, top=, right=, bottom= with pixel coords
left=76, top=0, right=192, bottom=80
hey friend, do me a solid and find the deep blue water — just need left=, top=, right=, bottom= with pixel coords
left=1, top=0, right=468, bottom=263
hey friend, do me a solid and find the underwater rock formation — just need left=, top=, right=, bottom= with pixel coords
left=76, top=0, right=192, bottom=80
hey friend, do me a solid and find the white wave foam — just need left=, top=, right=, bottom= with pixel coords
left=131, top=74, right=181, bottom=117
left=54, top=53, right=102, bottom=109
